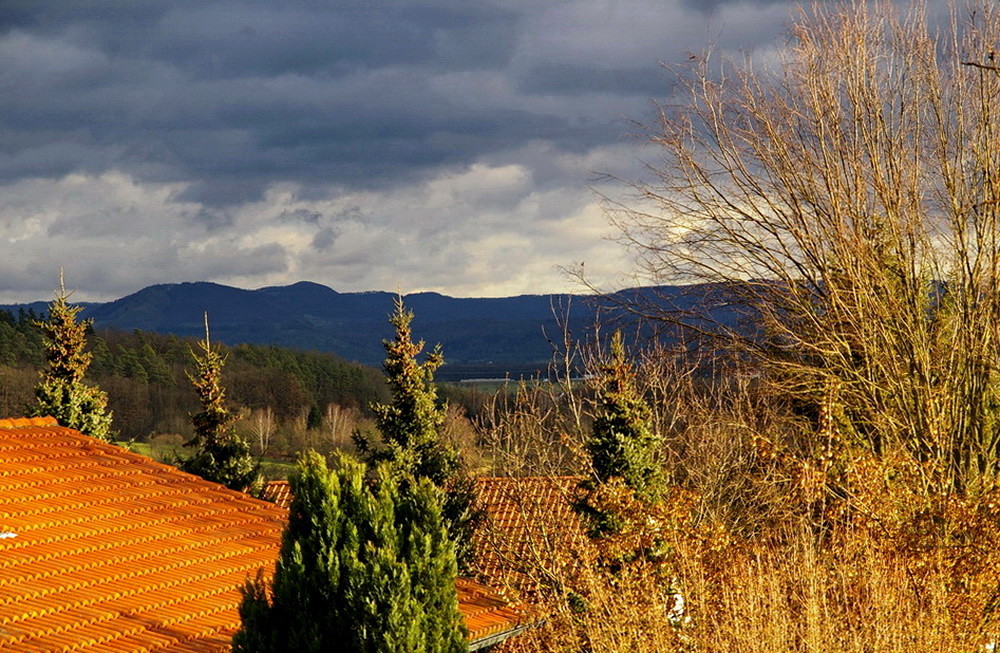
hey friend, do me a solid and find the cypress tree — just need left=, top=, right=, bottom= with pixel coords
left=354, top=298, right=479, bottom=570
left=233, top=452, right=466, bottom=653
left=29, top=274, right=113, bottom=440
left=179, top=314, right=260, bottom=493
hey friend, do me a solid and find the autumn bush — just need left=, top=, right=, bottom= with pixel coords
left=472, top=324, right=1000, bottom=652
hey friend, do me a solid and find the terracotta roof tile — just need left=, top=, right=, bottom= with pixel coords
left=1, top=421, right=526, bottom=651
left=259, top=480, right=292, bottom=509
left=472, top=476, right=592, bottom=599
left=0, top=420, right=287, bottom=652
left=455, top=577, right=531, bottom=642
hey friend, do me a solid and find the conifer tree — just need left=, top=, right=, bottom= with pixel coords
left=354, top=298, right=480, bottom=570
left=29, top=274, right=113, bottom=440
left=577, top=331, right=664, bottom=538
left=587, top=331, right=663, bottom=500
left=233, top=452, right=466, bottom=653
left=180, top=314, right=259, bottom=493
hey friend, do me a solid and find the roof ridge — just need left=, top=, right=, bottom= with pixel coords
left=0, top=416, right=59, bottom=429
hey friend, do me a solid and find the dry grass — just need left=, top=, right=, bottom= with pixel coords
left=675, top=542, right=973, bottom=652
left=472, top=4, right=1000, bottom=649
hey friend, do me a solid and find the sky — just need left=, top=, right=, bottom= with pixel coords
left=0, top=0, right=796, bottom=303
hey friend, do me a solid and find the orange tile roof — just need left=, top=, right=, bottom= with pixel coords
left=455, top=578, right=529, bottom=648
left=0, top=417, right=286, bottom=652
left=0, top=419, right=527, bottom=652
left=260, top=480, right=292, bottom=509
left=472, top=476, right=593, bottom=599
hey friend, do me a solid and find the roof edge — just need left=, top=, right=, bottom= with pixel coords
left=0, top=416, right=59, bottom=429
left=469, top=623, right=534, bottom=651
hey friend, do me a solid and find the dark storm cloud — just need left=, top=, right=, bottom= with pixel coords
left=518, top=63, right=673, bottom=97
left=148, top=3, right=520, bottom=77
left=311, top=227, right=338, bottom=252
left=6, top=0, right=907, bottom=301
left=0, top=0, right=672, bottom=206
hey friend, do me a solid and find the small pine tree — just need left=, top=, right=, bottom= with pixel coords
left=29, top=274, right=113, bottom=440
left=354, top=298, right=479, bottom=570
left=588, top=331, right=663, bottom=498
left=180, top=314, right=259, bottom=493
left=356, top=298, right=452, bottom=481
left=577, top=331, right=664, bottom=537
left=233, top=452, right=466, bottom=653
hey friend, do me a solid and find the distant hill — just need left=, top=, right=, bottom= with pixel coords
left=3, top=281, right=748, bottom=381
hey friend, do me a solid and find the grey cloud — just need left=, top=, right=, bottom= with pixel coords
left=681, top=0, right=790, bottom=15
left=311, top=227, right=339, bottom=251
left=518, top=63, right=674, bottom=97
left=184, top=242, right=289, bottom=279
left=0, top=262, right=51, bottom=297
left=192, top=207, right=236, bottom=231
left=279, top=208, right=322, bottom=225
left=3, top=0, right=947, bottom=302
left=332, top=205, right=365, bottom=223
left=177, top=179, right=271, bottom=207
left=0, top=0, right=667, bottom=204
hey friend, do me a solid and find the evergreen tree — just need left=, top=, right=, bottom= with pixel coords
left=179, top=315, right=259, bottom=493
left=587, top=331, right=663, bottom=500
left=353, top=298, right=480, bottom=571
left=29, top=275, right=113, bottom=440
left=233, top=452, right=466, bottom=653
left=576, top=331, right=664, bottom=538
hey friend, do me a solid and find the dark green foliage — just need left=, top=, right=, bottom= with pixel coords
left=232, top=452, right=466, bottom=653
left=587, top=331, right=663, bottom=501
left=31, top=379, right=115, bottom=441
left=0, top=309, right=44, bottom=368
left=306, top=404, right=322, bottom=430
left=0, top=322, right=391, bottom=441
left=180, top=436, right=259, bottom=493
left=357, top=300, right=454, bottom=482
left=440, top=473, right=481, bottom=576
left=29, top=282, right=113, bottom=441
left=179, top=326, right=260, bottom=493
left=0, top=306, right=489, bottom=442
left=354, top=299, right=480, bottom=571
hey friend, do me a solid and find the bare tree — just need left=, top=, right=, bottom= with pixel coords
left=613, top=2, right=1000, bottom=491
left=249, top=406, right=276, bottom=457
left=323, top=402, right=357, bottom=448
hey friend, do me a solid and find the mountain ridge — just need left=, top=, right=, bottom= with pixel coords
left=1, top=281, right=735, bottom=380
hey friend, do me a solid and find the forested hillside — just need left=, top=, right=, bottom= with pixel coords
left=0, top=307, right=392, bottom=443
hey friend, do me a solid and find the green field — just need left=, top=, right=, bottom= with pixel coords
left=116, top=440, right=296, bottom=480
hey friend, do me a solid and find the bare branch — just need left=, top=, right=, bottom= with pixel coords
left=961, top=60, right=1000, bottom=71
